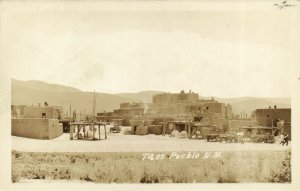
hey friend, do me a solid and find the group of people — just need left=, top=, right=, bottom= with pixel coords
left=280, top=133, right=289, bottom=146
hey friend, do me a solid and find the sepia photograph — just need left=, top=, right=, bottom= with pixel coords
left=1, top=0, right=300, bottom=191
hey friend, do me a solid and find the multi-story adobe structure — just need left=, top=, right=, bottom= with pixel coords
left=151, top=91, right=233, bottom=120
left=254, top=106, right=291, bottom=140
left=11, top=102, right=63, bottom=139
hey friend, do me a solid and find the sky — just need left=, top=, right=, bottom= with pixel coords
left=1, top=1, right=299, bottom=97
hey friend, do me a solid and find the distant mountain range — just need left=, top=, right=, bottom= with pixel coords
left=12, top=79, right=136, bottom=114
left=116, top=91, right=164, bottom=103
left=11, top=79, right=291, bottom=115
left=214, top=97, right=290, bottom=115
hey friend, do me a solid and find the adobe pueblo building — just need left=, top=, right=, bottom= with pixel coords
left=152, top=90, right=232, bottom=119
left=96, top=102, right=146, bottom=126
left=11, top=102, right=63, bottom=139
left=124, top=91, right=291, bottom=141
left=254, top=106, right=291, bottom=140
left=126, top=91, right=234, bottom=136
left=151, top=91, right=234, bottom=131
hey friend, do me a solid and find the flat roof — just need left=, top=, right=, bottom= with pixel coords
left=70, top=122, right=109, bottom=125
left=256, top=108, right=291, bottom=111
left=240, top=126, right=277, bottom=130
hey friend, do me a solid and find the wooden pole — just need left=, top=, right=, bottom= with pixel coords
left=98, top=124, right=101, bottom=140
left=104, top=123, right=107, bottom=139
left=69, top=105, right=71, bottom=121
left=99, top=124, right=101, bottom=139
left=70, top=124, right=73, bottom=140
left=83, top=125, right=85, bottom=139
left=188, top=123, right=191, bottom=139
left=92, top=123, right=95, bottom=140
left=69, top=104, right=72, bottom=138
left=77, top=125, right=79, bottom=139
left=92, top=90, right=96, bottom=140
left=209, top=99, right=212, bottom=134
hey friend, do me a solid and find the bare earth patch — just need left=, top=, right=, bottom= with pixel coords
left=12, top=131, right=291, bottom=152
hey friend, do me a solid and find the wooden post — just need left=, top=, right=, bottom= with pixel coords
left=92, top=90, right=96, bottom=141
left=69, top=104, right=72, bottom=139
left=75, top=124, right=79, bottom=139
left=99, top=124, right=101, bottom=139
left=77, top=125, right=80, bottom=139
left=188, top=123, right=191, bottom=139
left=70, top=124, right=73, bottom=140
left=98, top=124, right=101, bottom=140
left=104, top=123, right=107, bottom=139
left=83, top=125, right=85, bottom=139
left=93, top=123, right=95, bottom=140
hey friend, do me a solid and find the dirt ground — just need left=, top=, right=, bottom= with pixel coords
left=11, top=126, right=291, bottom=152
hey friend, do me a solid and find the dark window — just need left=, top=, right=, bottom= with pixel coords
left=42, top=113, right=46, bottom=118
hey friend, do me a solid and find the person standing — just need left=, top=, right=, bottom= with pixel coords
left=279, top=133, right=284, bottom=145
left=283, top=133, right=289, bottom=146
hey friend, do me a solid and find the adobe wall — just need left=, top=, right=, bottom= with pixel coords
left=23, top=106, right=62, bottom=119
left=203, top=102, right=226, bottom=117
left=120, top=103, right=131, bottom=108
left=226, top=105, right=233, bottom=119
left=254, top=109, right=291, bottom=126
left=135, top=126, right=149, bottom=135
left=11, top=105, right=26, bottom=118
left=228, top=120, right=258, bottom=131
left=12, top=118, right=62, bottom=139
left=48, top=119, right=63, bottom=139
left=153, top=93, right=199, bottom=104
left=24, top=107, right=55, bottom=118
left=130, top=120, right=144, bottom=134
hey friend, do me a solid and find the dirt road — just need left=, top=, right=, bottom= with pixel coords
left=12, top=130, right=291, bottom=152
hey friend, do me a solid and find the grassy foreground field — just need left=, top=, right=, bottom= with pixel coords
left=12, top=150, right=291, bottom=183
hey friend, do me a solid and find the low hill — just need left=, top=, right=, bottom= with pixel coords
left=11, top=79, right=138, bottom=114
left=116, top=91, right=165, bottom=103
left=12, top=79, right=291, bottom=115
left=12, top=79, right=81, bottom=93
left=215, top=97, right=290, bottom=115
